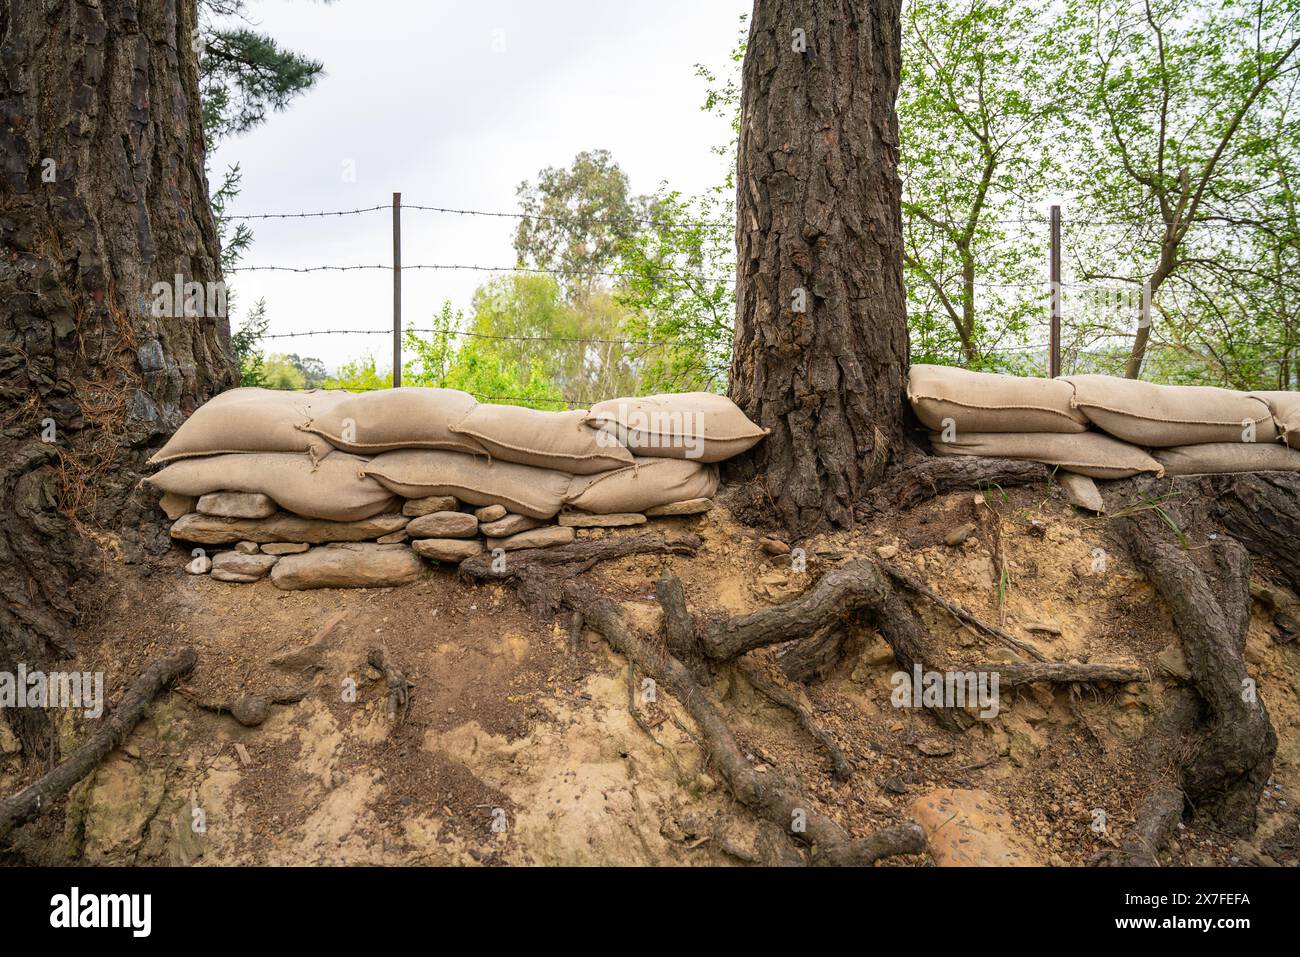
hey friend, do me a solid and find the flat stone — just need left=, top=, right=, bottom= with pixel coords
left=211, top=552, right=278, bottom=583
left=558, top=511, right=647, bottom=528
left=480, top=514, right=545, bottom=537
left=376, top=530, right=408, bottom=544
left=197, top=491, right=278, bottom=519
left=1060, top=473, right=1105, bottom=513
left=159, top=492, right=196, bottom=520
left=171, top=512, right=408, bottom=546
left=412, top=538, right=485, bottom=562
left=234, top=541, right=260, bottom=555
left=910, top=788, right=1042, bottom=866
left=759, top=536, right=790, bottom=555
left=473, top=504, right=508, bottom=522
left=486, top=525, right=574, bottom=551
left=261, top=542, right=309, bottom=555
left=945, top=523, right=977, bottom=547
left=402, top=495, right=459, bottom=517
left=270, top=543, right=425, bottom=590
left=644, top=498, right=713, bottom=517
left=406, top=510, right=478, bottom=539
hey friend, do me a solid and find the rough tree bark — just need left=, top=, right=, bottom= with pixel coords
left=728, top=0, right=910, bottom=535
left=0, top=0, right=235, bottom=755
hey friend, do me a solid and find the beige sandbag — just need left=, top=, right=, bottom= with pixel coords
left=147, top=451, right=398, bottom=521
left=1152, top=442, right=1300, bottom=476
left=149, top=388, right=343, bottom=464
left=450, top=406, right=633, bottom=474
left=1066, top=374, right=1276, bottom=447
left=361, top=449, right=571, bottom=519
left=1250, top=391, right=1300, bottom=447
left=907, top=365, right=1088, bottom=433
left=929, top=431, right=1163, bottom=480
left=565, top=458, right=720, bottom=514
left=301, top=388, right=485, bottom=455
left=582, top=392, right=767, bottom=463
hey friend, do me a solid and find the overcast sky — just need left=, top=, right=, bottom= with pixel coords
left=210, top=0, right=751, bottom=372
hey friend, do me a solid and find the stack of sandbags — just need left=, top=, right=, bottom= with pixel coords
left=146, top=387, right=767, bottom=590
left=910, top=365, right=1165, bottom=479
left=908, top=365, right=1300, bottom=479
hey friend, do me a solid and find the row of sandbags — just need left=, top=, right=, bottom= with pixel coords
left=145, top=387, right=769, bottom=524
left=908, top=365, right=1300, bottom=479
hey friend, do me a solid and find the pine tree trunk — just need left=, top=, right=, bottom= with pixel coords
left=0, top=0, right=235, bottom=756
left=729, top=0, right=909, bottom=535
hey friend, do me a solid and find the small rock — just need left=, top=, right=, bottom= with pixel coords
left=480, top=514, right=545, bottom=537
left=1155, top=643, right=1192, bottom=680
left=402, top=495, right=459, bottom=517
left=261, top=542, right=309, bottom=555
left=412, top=538, right=484, bottom=562
left=1023, top=622, right=1062, bottom=638
left=230, top=695, right=271, bottom=727
left=558, top=511, right=647, bottom=528
left=473, top=504, right=507, bottom=522
left=186, top=554, right=212, bottom=575
left=876, top=544, right=899, bottom=560
left=211, top=552, right=277, bottom=582
left=759, top=537, right=790, bottom=556
left=945, top=523, right=977, bottom=547
left=159, top=492, right=196, bottom=520
left=644, top=498, right=713, bottom=517
left=910, top=788, right=1043, bottom=866
left=486, top=525, right=575, bottom=551
left=376, top=530, right=408, bottom=544
left=197, top=491, right=278, bottom=519
left=404, top=511, right=478, bottom=539
left=1059, top=473, right=1105, bottom=512
left=234, top=541, right=260, bottom=555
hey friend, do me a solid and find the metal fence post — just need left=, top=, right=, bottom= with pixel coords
left=1049, top=204, right=1061, bottom=378
left=393, top=191, right=402, bottom=387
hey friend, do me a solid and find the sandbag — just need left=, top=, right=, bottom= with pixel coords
left=1152, top=442, right=1300, bottom=476
left=361, top=449, right=571, bottom=519
left=147, top=451, right=397, bottom=521
left=565, top=458, right=720, bottom=514
left=1065, top=374, right=1276, bottom=447
left=1250, top=391, right=1300, bottom=447
left=301, top=388, right=486, bottom=455
left=929, top=431, right=1163, bottom=480
left=148, top=388, right=343, bottom=464
left=582, top=392, right=767, bottom=463
left=907, top=365, right=1088, bottom=433
left=450, top=406, right=633, bottom=474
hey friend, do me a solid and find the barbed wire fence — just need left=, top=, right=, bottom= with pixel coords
left=222, top=194, right=1292, bottom=398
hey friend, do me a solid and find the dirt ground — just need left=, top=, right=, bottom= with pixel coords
left=3, top=480, right=1298, bottom=866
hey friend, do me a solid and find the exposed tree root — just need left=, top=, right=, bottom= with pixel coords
left=563, top=582, right=925, bottom=866
left=458, top=533, right=701, bottom=613
left=368, top=648, right=413, bottom=726
left=983, top=661, right=1146, bottom=687
left=776, top=625, right=848, bottom=682
left=857, top=455, right=1051, bottom=518
left=0, top=647, right=197, bottom=843
left=735, top=657, right=853, bottom=782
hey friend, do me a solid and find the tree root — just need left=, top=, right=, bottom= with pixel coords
left=367, top=648, right=413, bottom=726
left=0, top=647, right=197, bottom=843
left=735, top=657, right=853, bottom=782
left=458, top=533, right=702, bottom=613
left=857, top=455, right=1051, bottom=518
left=563, top=581, right=924, bottom=866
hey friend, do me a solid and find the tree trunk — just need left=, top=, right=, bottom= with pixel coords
left=729, top=0, right=909, bottom=536
left=0, top=0, right=235, bottom=756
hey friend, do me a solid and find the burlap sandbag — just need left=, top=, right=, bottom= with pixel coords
left=301, top=388, right=485, bottom=455
left=929, top=431, right=1164, bottom=479
left=1153, top=442, right=1300, bottom=476
left=450, top=406, right=634, bottom=474
left=583, top=392, right=767, bottom=463
left=362, top=449, right=571, bottom=518
left=907, top=365, right=1088, bottom=433
left=1065, top=374, right=1276, bottom=447
left=146, top=451, right=398, bottom=521
left=1250, top=391, right=1300, bottom=447
left=565, top=458, right=720, bottom=514
left=149, top=388, right=343, bottom=464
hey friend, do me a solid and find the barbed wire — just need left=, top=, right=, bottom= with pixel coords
left=260, top=327, right=672, bottom=347
left=227, top=261, right=734, bottom=283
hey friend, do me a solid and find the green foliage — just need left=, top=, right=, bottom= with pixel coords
left=323, top=355, right=392, bottom=392
left=230, top=299, right=269, bottom=386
